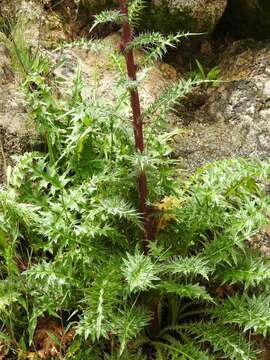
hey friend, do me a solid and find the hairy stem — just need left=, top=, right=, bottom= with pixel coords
left=119, top=0, right=154, bottom=252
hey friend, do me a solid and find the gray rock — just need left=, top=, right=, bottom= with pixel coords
left=174, top=40, right=270, bottom=171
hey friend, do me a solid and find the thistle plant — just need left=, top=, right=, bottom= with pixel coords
left=0, top=1, right=270, bottom=359
left=91, top=0, right=198, bottom=249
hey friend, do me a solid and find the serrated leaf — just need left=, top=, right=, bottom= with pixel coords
left=157, top=282, right=213, bottom=302
left=163, top=255, right=212, bottom=279
left=189, top=322, right=257, bottom=360
left=211, top=295, right=270, bottom=336
left=122, top=252, right=159, bottom=292
left=217, top=251, right=270, bottom=288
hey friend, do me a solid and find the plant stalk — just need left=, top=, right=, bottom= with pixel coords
left=119, top=0, right=154, bottom=252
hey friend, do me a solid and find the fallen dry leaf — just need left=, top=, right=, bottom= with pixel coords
left=215, top=284, right=235, bottom=298
left=22, top=317, right=76, bottom=359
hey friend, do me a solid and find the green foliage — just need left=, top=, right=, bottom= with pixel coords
left=112, top=308, right=151, bottom=355
left=212, top=295, right=270, bottom=336
left=186, top=59, right=222, bottom=86
left=90, top=10, right=123, bottom=32
left=153, top=339, right=215, bottom=360
left=189, top=322, right=257, bottom=360
left=122, top=251, right=159, bottom=292
left=77, top=262, right=123, bottom=341
left=144, top=78, right=199, bottom=120
left=0, top=16, right=50, bottom=77
left=90, top=0, right=147, bottom=31
left=216, top=251, right=270, bottom=288
left=130, top=31, right=199, bottom=65
left=128, top=0, right=147, bottom=28
left=1, top=2, right=270, bottom=359
left=162, top=255, right=212, bottom=279
left=194, top=58, right=221, bottom=82
left=158, top=282, right=214, bottom=302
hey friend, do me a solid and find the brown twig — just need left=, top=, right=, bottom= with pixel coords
left=0, top=139, right=7, bottom=183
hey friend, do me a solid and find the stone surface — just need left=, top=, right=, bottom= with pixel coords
left=143, top=0, right=227, bottom=33
left=174, top=40, right=270, bottom=171
left=0, top=44, right=36, bottom=184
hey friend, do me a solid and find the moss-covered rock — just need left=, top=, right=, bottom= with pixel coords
left=79, top=0, right=117, bottom=12
left=79, top=0, right=227, bottom=33
left=220, top=0, right=270, bottom=39
left=142, top=0, right=227, bottom=33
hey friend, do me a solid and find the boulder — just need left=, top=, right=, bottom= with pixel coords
left=79, top=0, right=227, bottom=33
left=140, top=0, right=227, bottom=33
left=174, top=40, right=270, bottom=170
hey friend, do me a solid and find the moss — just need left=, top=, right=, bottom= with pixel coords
left=79, top=0, right=116, bottom=12
left=80, top=0, right=214, bottom=34
left=141, top=5, right=195, bottom=33
left=140, top=1, right=218, bottom=34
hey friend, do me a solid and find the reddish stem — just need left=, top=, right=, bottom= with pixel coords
left=118, top=0, right=154, bottom=252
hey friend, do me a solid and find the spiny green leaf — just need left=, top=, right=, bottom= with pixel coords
left=112, top=307, right=151, bottom=355
left=157, top=282, right=213, bottom=302
left=122, top=252, right=159, bottom=292
left=189, top=322, right=257, bottom=360
left=128, top=0, right=147, bottom=27
left=90, top=10, right=123, bottom=32
left=216, top=251, right=270, bottom=288
left=162, top=255, right=212, bottom=279
left=211, top=295, right=270, bottom=336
